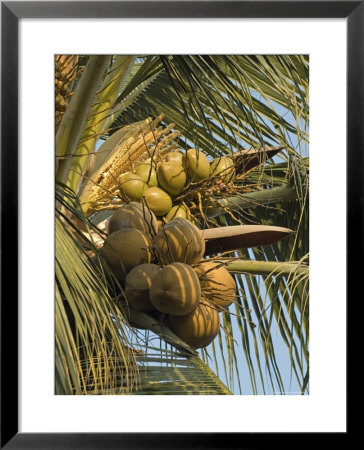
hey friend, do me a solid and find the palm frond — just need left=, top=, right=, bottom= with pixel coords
left=131, top=346, right=232, bottom=395
left=200, top=194, right=309, bottom=394
left=112, top=55, right=308, bottom=161
left=56, top=55, right=111, bottom=184
left=55, top=188, right=139, bottom=395
left=81, top=346, right=232, bottom=395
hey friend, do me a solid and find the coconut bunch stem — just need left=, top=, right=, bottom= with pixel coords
left=174, top=178, right=261, bottom=228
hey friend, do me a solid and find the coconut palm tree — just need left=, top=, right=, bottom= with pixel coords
left=55, top=55, right=309, bottom=395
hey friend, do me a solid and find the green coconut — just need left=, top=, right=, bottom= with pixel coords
left=100, top=228, right=152, bottom=276
left=118, top=172, right=148, bottom=201
left=108, top=202, right=158, bottom=237
left=168, top=301, right=220, bottom=349
left=153, top=217, right=205, bottom=265
left=143, top=187, right=173, bottom=216
left=209, top=156, right=235, bottom=182
left=125, top=263, right=161, bottom=312
left=166, top=151, right=184, bottom=165
left=165, top=204, right=190, bottom=222
left=157, top=161, right=187, bottom=196
left=134, top=163, right=158, bottom=187
left=182, top=148, right=210, bottom=182
left=149, top=262, right=201, bottom=315
left=194, top=261, right=236, bottom=309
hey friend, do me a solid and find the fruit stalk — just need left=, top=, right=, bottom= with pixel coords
left=225, top=259, right=308, bottom=277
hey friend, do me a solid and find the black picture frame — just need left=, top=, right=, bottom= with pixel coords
left=1, top=1, right=357, bottom=448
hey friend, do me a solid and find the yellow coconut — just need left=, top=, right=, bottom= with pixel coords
left=134, top=163, right=158, bottom=187
left=166, top=151, right=184, bottom=165
left=168, top=301, right=220, bottom=348
left=153, top=217, right=205, bottom=265
left=182, top=148, right=210, bottom=182
left=125, top=263, right=161, bottom=312
left=143, top=187, right=172, bottom=216
left=100, top=228, right=152, bottom=275
left=108, top=202, right=158, bottom=237
left=209, top=156, right=235, bottom=182
left=165, top=204, right=190, bottom=222
left=118, top=172, right=148, bottom=201
left=150, top=262, right=201, bottom=315
left=157, top=161, right=187, bottom=196
left=194, top=261, right=236, bottom=309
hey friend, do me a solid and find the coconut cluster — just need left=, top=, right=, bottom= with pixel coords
left=100, top=203, right=237, bottom=349
left=116, top=148, right=235, bottom=225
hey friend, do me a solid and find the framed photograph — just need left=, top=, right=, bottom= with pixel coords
left=1, top=1, right=356, bottom=447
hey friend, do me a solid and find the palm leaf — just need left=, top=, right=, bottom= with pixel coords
left=112, top=55, right=308, bottom=161
left=55, top=187, right=140, bottom=395
left=202, top=196, right=309, bottom=394
left=131, top=347, right=232, bottom=395
left=82, top=347, right=232, bottom=395
left=56, top=55, right=111, bottom=184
